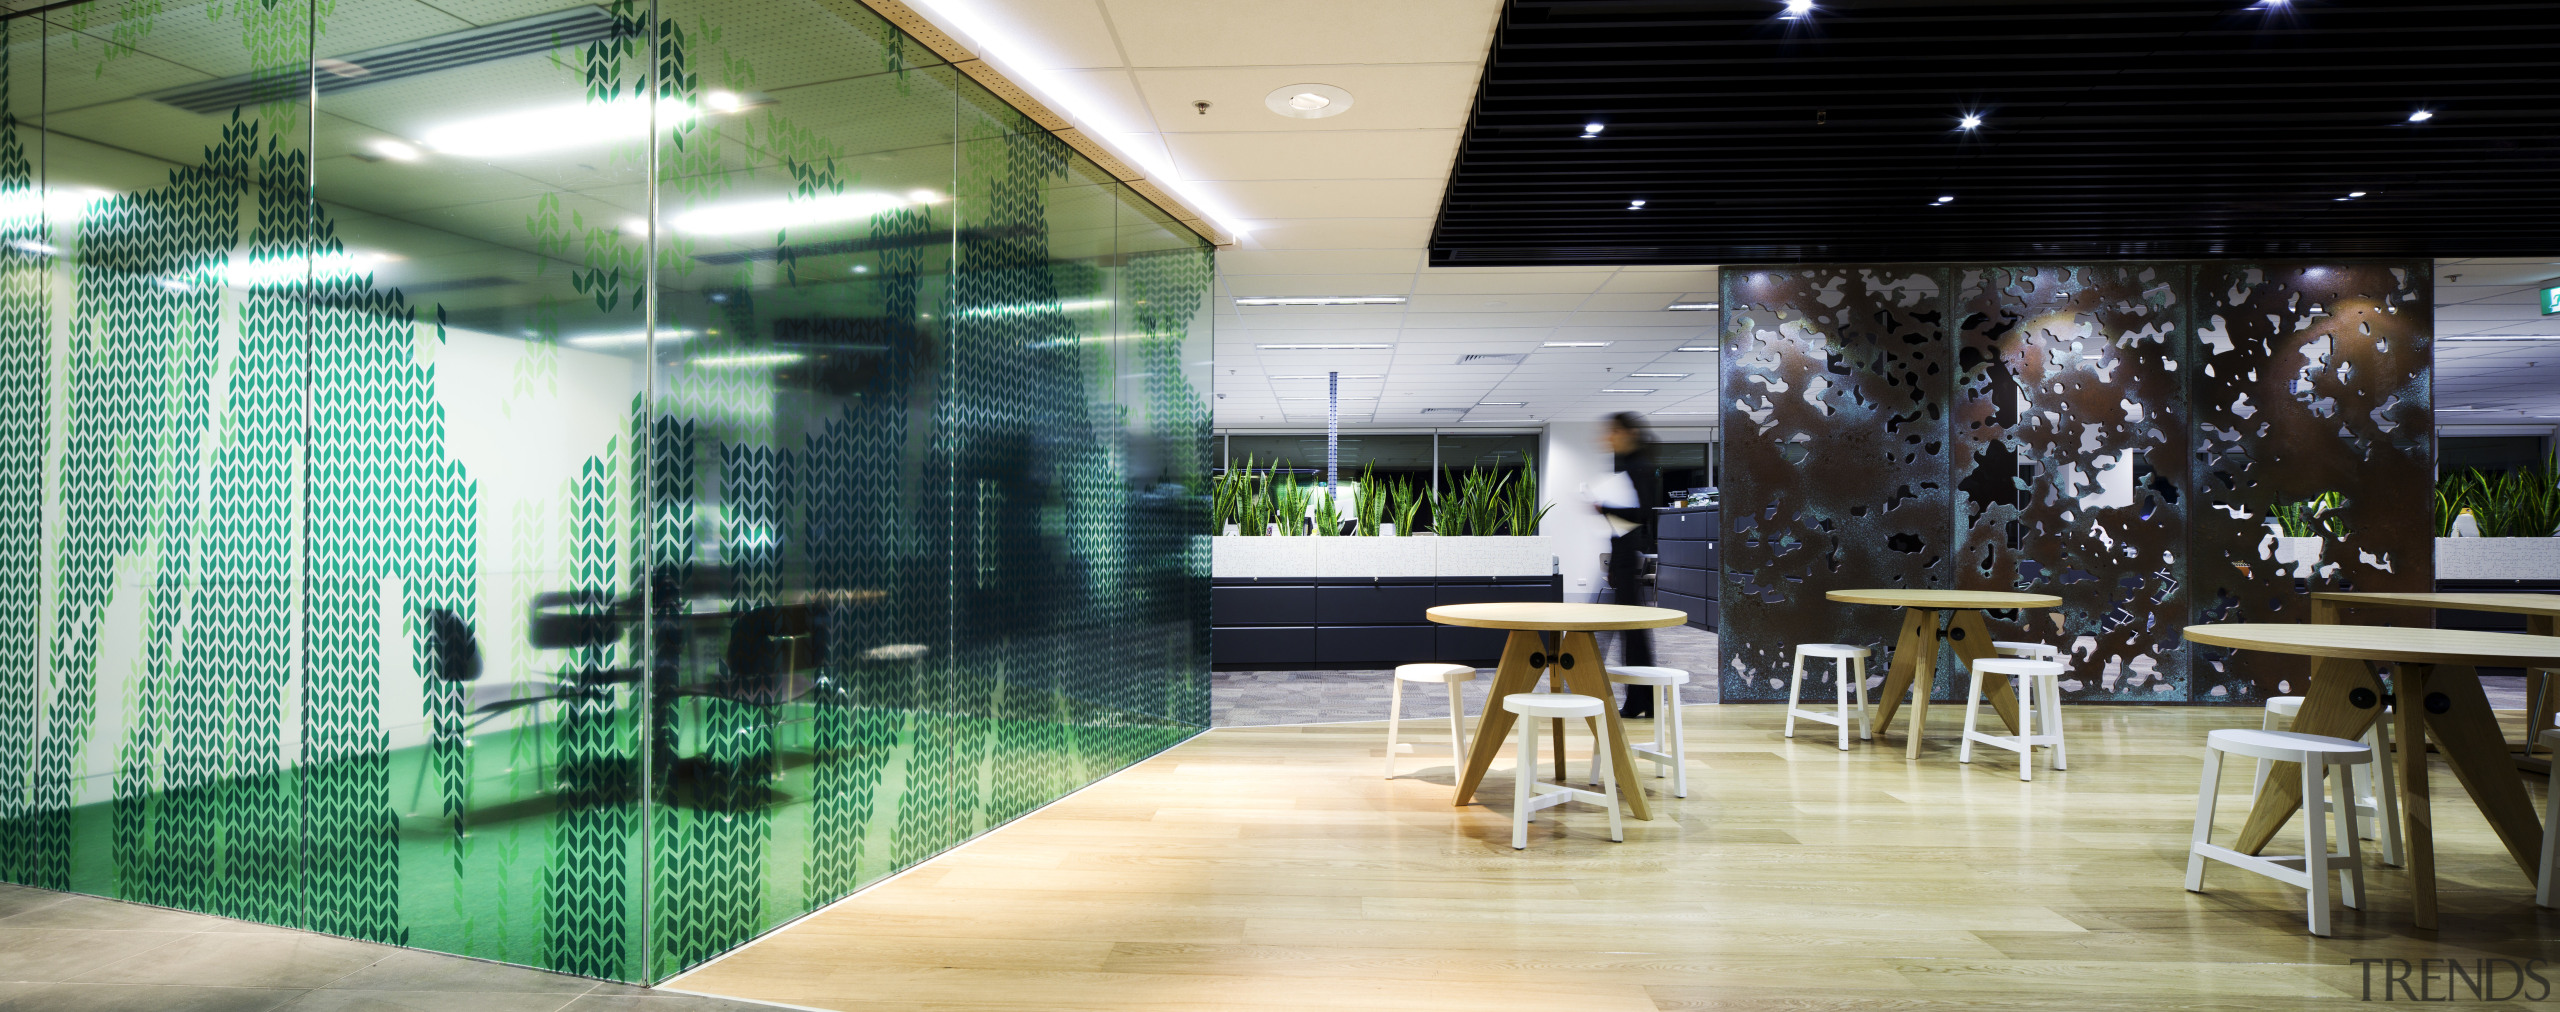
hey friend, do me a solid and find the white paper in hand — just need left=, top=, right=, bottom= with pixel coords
left=1589, top=471, right=1641, bottom=537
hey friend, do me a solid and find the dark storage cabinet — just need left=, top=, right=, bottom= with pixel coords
left=1213, top=573, right=1563, bottom=669
left=1656, top=506, right=1719, bottom=631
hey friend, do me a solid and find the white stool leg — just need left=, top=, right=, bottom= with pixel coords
left=1446, top=680, right=1470, bottom=764
left=1958, top=664, right=1984, bottom=765
left=2045, top=675, right=2066, bottom=771
left=2015, top=671, right=2034, bottom=782
left=1587, top=715, right=1604, bottom=786
left=1596, top=716, right=1624, bottom=843
left=1853, top=654, right=1872, bottom=741
left=2254, top=706, right=2279, bottom=795
left=1665, top=684, right=1688, bottom=798
left=1833, top=657, right=1853, bottom=751
left=2186, top=746, right=2223, bottom=892
left=2333, top=760, right=2365, bottom=911
left=1652, top=686, right=1670, bottom=778
left=1785, top=651, right=1806, bottom=738
left=1513, top=712, right=1537, bottom=850
left=2301, top=759, right=2331, bottom=936
left=2369, top=718, right=2404, bottom=867
left=1384, top=674, right=1405, bottom=779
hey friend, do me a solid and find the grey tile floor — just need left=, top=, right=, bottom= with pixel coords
left=0, top=883, right=788, bottom=1012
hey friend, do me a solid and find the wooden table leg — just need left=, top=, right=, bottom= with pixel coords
left=1867, top=608, right=1939, bottom=756
left=2236, top=656, right=2384, bottom=854
left=2399, top=663, right=2437, bottom=930
left=1556, top=630, right=1652, bottom=822
left=1946, top=610, right=2021, bottom=735
left=2416, top=664, right=2544, bottom=887
left=1455, top=630, right=1544, bottom=807
left=2526, top=615, right=2556, bottom=773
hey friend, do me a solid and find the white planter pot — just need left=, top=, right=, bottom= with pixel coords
left=1210, top=535, right=1555, bottom=578
left=2436, top=537, right=2560, bottom=582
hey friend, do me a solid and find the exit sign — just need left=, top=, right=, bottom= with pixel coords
left=2544, top=284, right=2560, bottom=316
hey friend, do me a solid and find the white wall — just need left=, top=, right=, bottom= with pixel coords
left=1542, top=420, right=1618, bottom=602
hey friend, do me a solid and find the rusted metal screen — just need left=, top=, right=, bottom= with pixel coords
left=1719, top=262, right=2431, bottom=704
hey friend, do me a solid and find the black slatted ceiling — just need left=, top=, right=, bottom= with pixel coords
left=1430, top=0, right=2560, bottom=265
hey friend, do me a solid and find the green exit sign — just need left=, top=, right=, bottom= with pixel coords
left=2544, top=284, right=2560, bottom=316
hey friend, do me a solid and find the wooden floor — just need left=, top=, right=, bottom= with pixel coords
left=673, top=705, right=2560, bottom=1011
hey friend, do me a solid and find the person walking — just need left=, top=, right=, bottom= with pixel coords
left=1593, top=412, right=1663, bottom=718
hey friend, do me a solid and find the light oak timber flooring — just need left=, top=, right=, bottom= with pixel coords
left=672, top=705, right=2560, bottom=1012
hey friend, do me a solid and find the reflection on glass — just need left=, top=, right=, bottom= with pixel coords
left=0, top=0, right=1210, bottom=985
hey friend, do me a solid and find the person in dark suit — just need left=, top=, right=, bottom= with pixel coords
left=1594, top=412, right=1663, bottom=718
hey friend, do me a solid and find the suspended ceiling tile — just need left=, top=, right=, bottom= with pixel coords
left=1099, top=0, right=1501, bottom=68
left=1167, top=130, right=1460, bottom=181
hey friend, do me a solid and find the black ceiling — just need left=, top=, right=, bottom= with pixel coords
left=1429, top=0, right=2560, bottom=266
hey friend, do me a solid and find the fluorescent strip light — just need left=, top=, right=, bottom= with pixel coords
left=1543, top=341, right=1612, bottom=348
left=421, top=96, right=696, bottom=158
left=1600, top=388, right=1656, bottom=395
left=1676, top=346, right=1718, bottom=353
left=1666, top=302, right=1720, bottom=311
left=565, top=328, right=700, bottom=348
left=0, top=187, right=113, bottom=226
left=223, top=250, right=394, bottom=287
left=1257, top=343, right=1390, bottom=351
left=688, top=352, right=805, bottom=367
left=671, top=190, right=925, bottom=236
left=1234, top=296, right=1406, bottom=307
left=1629, top=373, right=1689, bottom=379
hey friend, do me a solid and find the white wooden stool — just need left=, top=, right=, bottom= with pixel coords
left=2186, top=728, right=2370, bottom=936
left=1385, top=663, right=1477, bottom=779
left=1994, top=640, right=2059, bottom=661
left=1608, top=666, right=1691, bottom=797
left=1502, top=693, right=1623, bottom=850
left=2257, top=695, right=2403, bottom=866
left=1959, top=657, right=2067, bottom=780
left=1786, top=643, right=1872, bottom=750
left=2541, top=730, right=2560, bottom=909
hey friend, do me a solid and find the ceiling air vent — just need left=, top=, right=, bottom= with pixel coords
left=1456, top=353, right=1526, bottom=365
left=145, top=6, right=621, bottom=115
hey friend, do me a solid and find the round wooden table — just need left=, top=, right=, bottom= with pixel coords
left=2313, top=592, right=2560, bottom=769
left=2182, top=622, right=2560, bottom=929
left=1823, top=589, right=2063, bottom=759
left=1428, top=602, right=1687, bottom=822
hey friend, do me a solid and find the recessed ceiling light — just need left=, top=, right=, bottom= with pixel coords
left=1234, top=296, right=1406, bottom=307
left=1782, top=0, right=1813, bottom=16
left=1667, top=302, right=1720, bottom=311
left=1544, top=341, right=1612, bottom=348
left=368, top=138, right=422, bottom=161
left=1934, top=195, right=1956, bottom=204
left=850, top=265, right=869, bottom=274
left=1629, top=373, right=1689, bottom=379
left=705, top=90, right=745, bottom=113
left=1628, top=199, right=1648, bottom=209
left=1585, top=122, right=1605, bottom=134
left=1600, top=388, right=1656, bottom=394
left=2348, top=191, right=2368, bottom=198
left=2408, top=110, right=2434, bottom=123
left=1265, top=83, right=1353, bottom=120
left=1257, top=343, right=1392, bottom=351
left=1958, top=114, right=1982, bottom=130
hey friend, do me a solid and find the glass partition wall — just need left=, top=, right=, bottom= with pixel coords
left=0, top=0, right=1212, bottom=984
